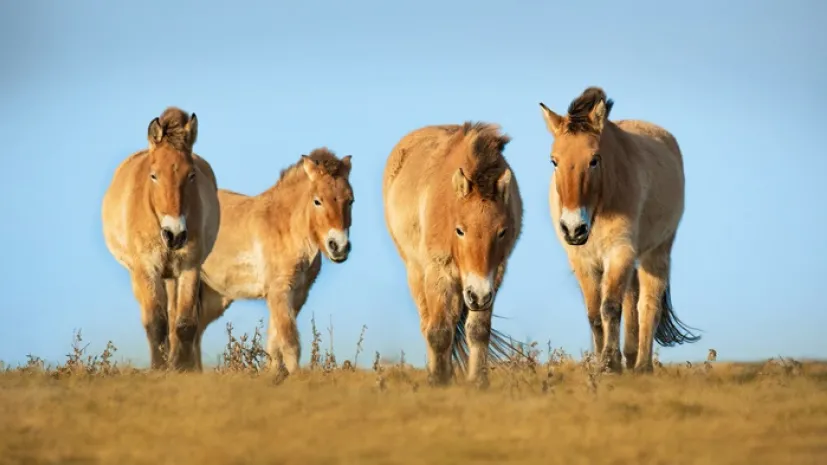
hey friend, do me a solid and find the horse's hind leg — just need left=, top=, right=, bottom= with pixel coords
left=130, top=270, right=168, bottom=370
left=623, top=270, right=640, bottom=371
left=635, top=237, right=674, bottom=374
left=194, top=281, right=233, bottom=371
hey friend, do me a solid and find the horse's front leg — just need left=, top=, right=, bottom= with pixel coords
left=130, top=270, right=168, bottom=370
left=600, top=243, right=636, bottom=374
left=168, top=267, right=201, bottom=372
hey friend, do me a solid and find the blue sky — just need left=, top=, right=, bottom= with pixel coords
left=1, top=0, right=825, bottom=368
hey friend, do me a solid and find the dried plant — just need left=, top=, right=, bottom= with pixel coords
left=217, top=320, right=270, bottom=374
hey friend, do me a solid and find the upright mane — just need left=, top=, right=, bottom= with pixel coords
left=157, top=106, right=196, bottom=152
left=451, top=122, right=511, bottom=200
left=274, top=147, right=348, bottom=189
left=565, top=87, right=615, bottom=134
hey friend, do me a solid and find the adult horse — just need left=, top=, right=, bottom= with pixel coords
left=102, top=107, right=220, bottom=371
left=382, top=122, right=523, bottom=387
left=539, top=87, right=700, bottom=373
left=196, top=148, right=354, bottom=374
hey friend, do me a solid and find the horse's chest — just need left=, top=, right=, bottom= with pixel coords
left=287, top=257, right=320, bottom=307
left=565, top=240, right=608, bottom=271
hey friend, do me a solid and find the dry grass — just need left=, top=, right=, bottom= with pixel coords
left=2, top=321, right=826, bottom=465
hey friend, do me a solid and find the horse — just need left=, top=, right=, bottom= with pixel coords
left=101, top=107, right=220, bottom=371
left=382, top=122, right=524, bottom=387
left=196, top=148, right=354, bottom=374
left=539, top=86, right=700, bottom=374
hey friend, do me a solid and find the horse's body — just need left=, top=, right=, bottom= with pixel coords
left=102, top=107, right=220, bottom=371
left=197, top=148, right=354, bottom=374
left=382, top=122, right=523, bottom=387
left=539, top=87, right=699, bottom=373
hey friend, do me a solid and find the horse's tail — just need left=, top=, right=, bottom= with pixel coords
left=654, top=282, right=701, bottom=346
left=451, top=307, right=528, bottom=373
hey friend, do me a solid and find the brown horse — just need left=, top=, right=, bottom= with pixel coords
left=539, top=87, right=700, bottom=374
left=382, top=122, right=524, bottom=387
left=101, top=107, right=220, bottom=371
left=196, top=148, right=354, bottom=374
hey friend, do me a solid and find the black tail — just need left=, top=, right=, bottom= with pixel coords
left=654, top=284, right=702, bottom=347
left=451, top=307, right=529, bottom=373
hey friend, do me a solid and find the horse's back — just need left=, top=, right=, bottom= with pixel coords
left=616, top=120, right=683, bottom=167
left=382, top=125, right=456, bottom=262
left=616, top=119, right=685, bottom=248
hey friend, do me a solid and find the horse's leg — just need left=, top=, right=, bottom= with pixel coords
left=265, top=282, right=300, bottom=374
left=164, top=279, right=177, bottom=365
left=623, top=269, right=640, bottom=370
left=168, top=267, right=201, bottom=372
left=599, top=243, right=636, bottom=374
left=130, top=270, right=168, bottom=370
left=571, top=260, right=603, bottom=360
left=464, top=307, right=492, bottom=388
left=195, top=281, right=234, bottom=371
left=422, top=264, right=461, bottom=386
left=635, top=237, right=674, bottom=374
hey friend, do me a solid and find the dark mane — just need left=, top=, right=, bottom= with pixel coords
left=565, top=87, right=614, bottom=134
left=158, top=106, right=195, bottom=152
left=458, top=121, right=511, bottom=200
left=277, top=147, right=349, bottom=184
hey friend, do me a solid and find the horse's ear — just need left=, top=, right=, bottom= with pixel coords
left=147, top=117, right=164, bottom=149
left=302, top=155, right=319, bottom=181
left=340, top=155, right=352, bottom=177
left=452, top=168, right=471, bottom=198
left=539, top=102, right=563, bottom=136
left=185, top=113, right=198, bottom=146
left=497, top=168, right=512, bottom=204
left=589, top=100, right=607, bottom=133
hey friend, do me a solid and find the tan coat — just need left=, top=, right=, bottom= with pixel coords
left=101, top=107, right=220, bottom=371
left=540, top=87, right=699, bottom=374
left=382, top=122, right=523, bottom=387
left=196, top=148, right=354, bottom=374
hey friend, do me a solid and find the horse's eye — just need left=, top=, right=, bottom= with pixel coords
left=150, top=173, right=158, bottom=181
left=188, top=172, right=196, bottom=182
left=456, top=227, right=465, bottom=237
left=497, top=228, right=507, bottom=239
left=590, top=155, right=601, bottom=168
left=551, top=159, right=558, bottom=167
left=314, top=198, right=322, bottom=206
left=347, top=199, right=354, bottom=206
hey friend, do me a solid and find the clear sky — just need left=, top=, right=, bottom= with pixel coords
left=1, top=0, right=825, bottom=368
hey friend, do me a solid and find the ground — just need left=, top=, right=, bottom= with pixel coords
left=1, top=324, right=826, bottom=465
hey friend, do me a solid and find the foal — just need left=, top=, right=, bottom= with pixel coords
left=539, top=87, right=700, bottom=373
left=197, top=148, right=354, bottom=373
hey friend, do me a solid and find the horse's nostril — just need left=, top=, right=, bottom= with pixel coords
left=559, top=222, right=570, bottom=237
left=573, top=224, right=588, bottom=238
left=162, top=229, right=174, bottom=246
left=328, top=239, right=339, bottom=253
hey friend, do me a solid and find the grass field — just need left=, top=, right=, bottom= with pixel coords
left=2, top=321, right=826, bottom=465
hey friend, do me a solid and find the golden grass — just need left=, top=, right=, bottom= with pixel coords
left=2, top=321, right=826, bottom=465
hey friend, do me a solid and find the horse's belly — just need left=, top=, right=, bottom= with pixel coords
left=203, top=245, right=268, bottom=300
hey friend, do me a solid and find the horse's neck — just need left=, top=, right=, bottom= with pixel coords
left=262, top=180, right=318, bottom=258
left=600, top=124, right=635, bottom=210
